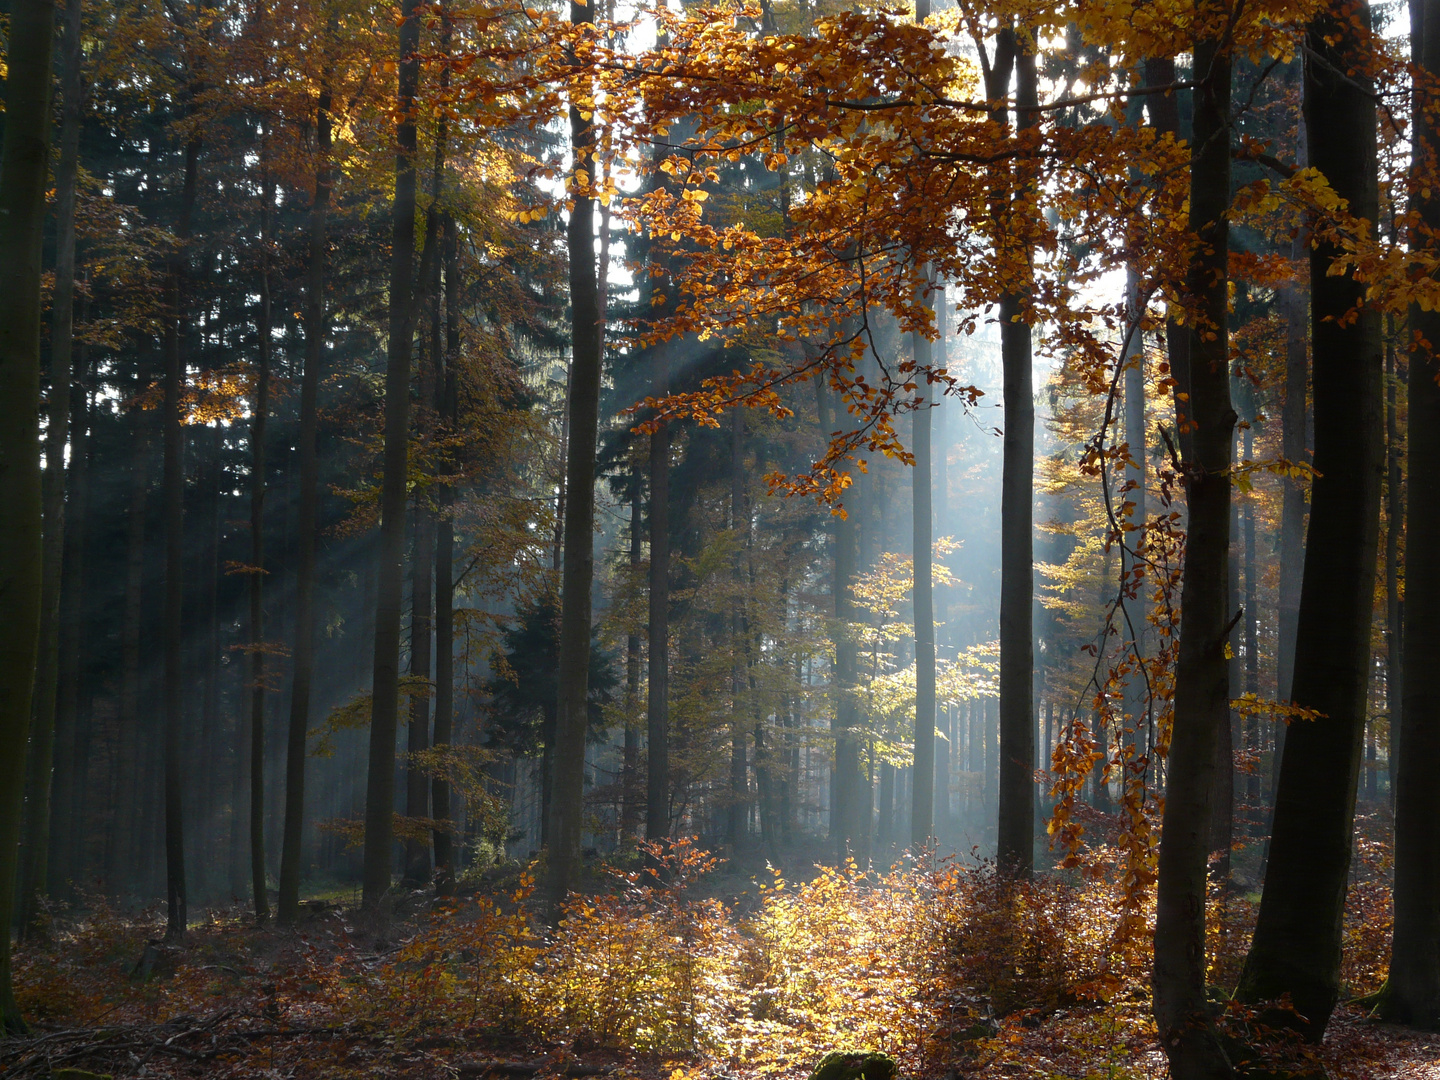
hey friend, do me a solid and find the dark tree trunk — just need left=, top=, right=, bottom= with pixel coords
left=1237, top=0, right=1384, bottom=1039
left=248, top=150, right=274, bottom=924
left=163, top=136, right=200, bottom=939
left=1385, top=332, right=1402, bottom=801
left=729, top=409, right=748, bottom=850
left=50, top=345, right=91, bottom=901
left=997, top=39, right=1037, bottom=877
left=433, top=203, right=459, bottom=895
left=278, top=64, right=332, bottom=924
left=19, top=0, right=82, bottom=938
left=543, top=2, right=603, bottom=912
left=1151, top=32, right=1236, bottom=1080
left=646, top=399, right=670, bottom=841
left=0, top=0, right=57, bottom=1030
left=1376, top=0, right=1440, bottom=1026
left=362, top=0, right=421, bottom=911
left=623, top=483, right=642, bottom=840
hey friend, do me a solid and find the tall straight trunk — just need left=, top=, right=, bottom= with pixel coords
left=1385, top=331, right=1402, bottom=797
left=1274, top=115, right=1309, bottom=815
left=819, top=378, right=864, bottom=863
left=362, top=0, right=421, bottom=911
left=1377, top=0, right=1440, bottom=1026
left=1151, top=32, right=1236, bottom=1080
left=1237, top=0, right=1384, bottom=1038
left=0, top=0, right=56, bottom=1030
left=623, top=483, right=642, bottom=840
left=909, top=0, right=936, bottom=854
left=163, top=136, right=200, bottom=939
left=997, top=39, right=1037, bottom=877
left=406, top=504, right=434, bottom=882
left=543, top=1, right=603, bottom=912
left=114, top=400, right=150, bottom=895
left=1121, top=267, right=1147, bottom=747
left=1211, top=491, right=1239, bottom=884
left=1243, top=427, right=1260, bottom=807
left=50, top=346, right=91, bottom=899
left=728, top=409, right=748, bottom=850
left=278, top=64, right=332, bottom=924
left=646, top=404, right=670, bottom=840
left=19, top=0, right=83, bottom=938
left=248, top=152, right=274, bottom=924
left=433, top=205, right=459, bottom=894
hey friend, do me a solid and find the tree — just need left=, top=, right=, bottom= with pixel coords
left=996, top=31, right=1037, bottom=878
left=18, top=0, right=84, bottom=939
left=1376, top=0, right=1440, bottom=1025
left=0, top=0, right=57, bottom=1030
left=544, top=0, right=605, bottom=914
left=1151, top=24, right=1237, bottom=1080
left=363, top=0, right=423, bottom=912
left=1237, top=0, right=1385, bottom=1036
left=278, top=25, right=333, bottom=925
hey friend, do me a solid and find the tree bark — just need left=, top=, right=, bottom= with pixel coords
left=0, top=0, right=57, bottom=1030
left=278, top=63, right=332, bottom=924
left=18, top=0, right=83, bottom=939
left=1376, top=0, right=1440, bottom=1026
left=1237, top=0, right=1384, bottom=1038
left=248, top=145, right=274, bottom=924
left=997, top=36, right=1036, bottom=878
left=433, top=203, right=459, bottom=895
left=1151, top=31, right=1236, bottom=1080
left=163, top=135, right=200, bottom=939
left=543, top=1, right=603, bottom=912
left=363, top=0, right=422, bottom=911
left=646, top=393, right=670, bottom=842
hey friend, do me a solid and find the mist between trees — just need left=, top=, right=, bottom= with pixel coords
left=1, top=0, right=1438, bottom=1074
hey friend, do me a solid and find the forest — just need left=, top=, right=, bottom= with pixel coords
left=0, top=0, right=1436, bottom=1073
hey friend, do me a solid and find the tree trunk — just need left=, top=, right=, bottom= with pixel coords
left=278, top=64, right=332, bottom=924
left=248, top=147, right=273, bottom=924
left=1151, top=31, right=1236, bottom=1080
left=997, top=38, right=1037, bottom=877
left=433, top=202, right=459, bottom=895
left=646, top=397, right=670, bottom=842
left=729, top=409, right=748, bottom=850
left=0, top=0, right=57, bottom=1030
left=543, top=3, right=603, bottom=912
left=1237, top=0, right=1384, bottom=1038
left=18, top=0, right=82, bottom=939
left=1376, top=0, right=1440, bottom=1026
left=50, top=342, right=91, bottom=901
left=163, top=135, right=200, bottom=939
left=1385, top=330, right=1402, bottom=803
left=362, top=0, right=422, bottom=911
left=623, top=482, right=642, bottom=840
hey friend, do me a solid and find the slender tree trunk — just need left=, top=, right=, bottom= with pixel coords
left=1385, top=330, right=1402, bottom=802
left=1151, top=31, right=1236, bottom=1080
left=646, top=403, right=670, bottom=841
left=997, top=37, right=1037, bottom=878
left=363, top=0, right=422, bottom=911
left=162, top=136, right=200, bottom=939
left=18, top=0, right=83, bottom=938
left=908, top=0, right=936, bottom=855
left=543, top=3, right=603, bottom=912
left=278, top=64, right=332, bottom=924
left=50, top=344, right=91, bottom=901
left=433, top=204, right=459, bottom=895
left=248, top=149, right=273, bottom=924
left=729, top=409, right=748, bottom=850
left=0, top=0, right=57, bottom=1030
left=1243, top=428, right=1260, bottom=810
left=1377, top=0, right=1440, bottom=1026
left=623, top=482, right=642, bottom=840
left=1237, top=0, right=1384, bottom=1038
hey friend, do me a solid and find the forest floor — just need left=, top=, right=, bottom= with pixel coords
left=3, top=832, right=1438, bottom=1079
